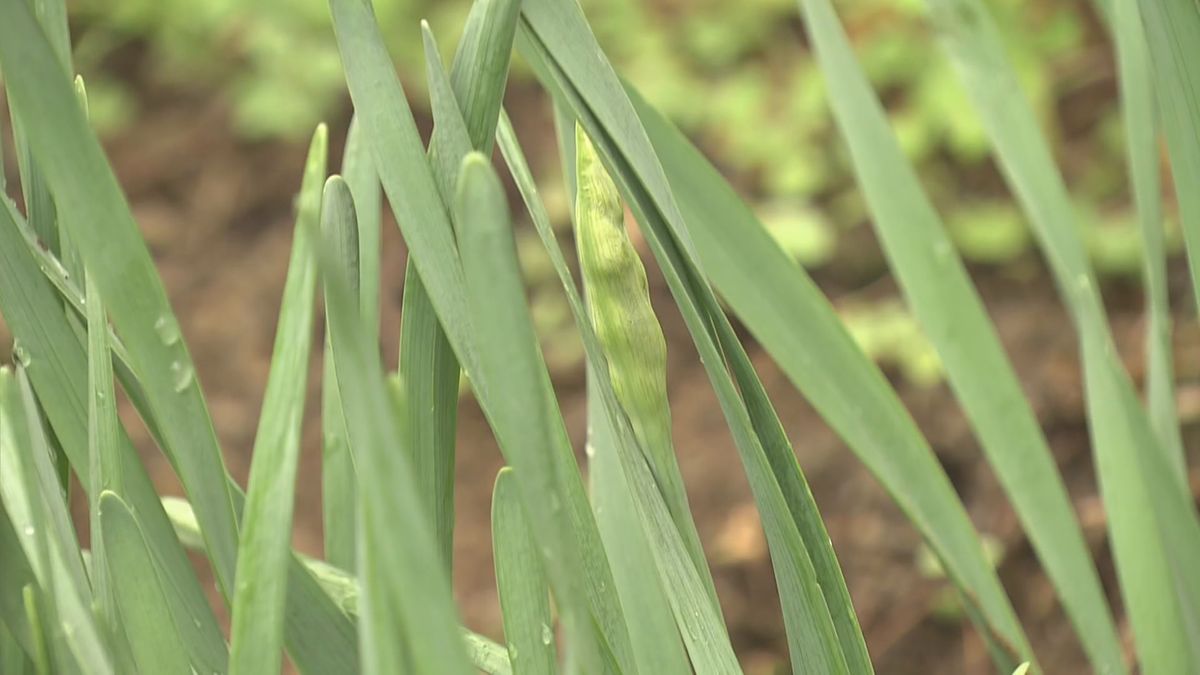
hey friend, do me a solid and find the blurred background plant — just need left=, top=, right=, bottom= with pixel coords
left=67, top=0, right=1179, bottom=385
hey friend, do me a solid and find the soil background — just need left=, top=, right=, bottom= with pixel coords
left=4, top=68, right=1200, bottom=675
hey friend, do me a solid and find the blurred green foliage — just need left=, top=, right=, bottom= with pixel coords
left=66, top=0, right=1174, bottom=385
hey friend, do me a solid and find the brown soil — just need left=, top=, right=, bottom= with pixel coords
left=5, top=75, right=1200, bottom=675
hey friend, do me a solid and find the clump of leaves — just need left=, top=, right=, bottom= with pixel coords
left=2, top=0, right=1199, bottom=674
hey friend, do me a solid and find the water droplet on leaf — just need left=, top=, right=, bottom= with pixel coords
left=155, top=315, right=182, bottom=346
left=170, top=361, right=194, bottom=392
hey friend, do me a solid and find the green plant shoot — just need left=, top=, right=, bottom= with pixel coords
left=573, top=124, right=693, bottom=536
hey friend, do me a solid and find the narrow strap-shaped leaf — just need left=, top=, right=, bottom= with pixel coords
left=573, top=127, right=712, bottom=596
left=0, top=162, right=347, bottom=675
left=500, top=114, right=690, bottom=675
left=508, top=111, right=697, bottom=673
left=492, top=468, right=556, bottom=675
left=575, top=111, right=849, bottom=675
left=328, top=0, right=473, bottom=368
left=26, top=0, right=72, bottom=66
left=10, top=209, right=161, bottom=452
left=58, top=76, right=89, bottom=284
left=572, top=90, right=867, bottom=668
left=342, top=114, right=382, bottom=339
left=519, top=26, right=860, bottom=665
left=321, top=175, right=472, bottom=675
left=323, top=116, right=372, bottom=570
left=584, top=377, right=691, bottom=675
left=0, top=612, right=33, bottom=675
left=84, top=269, right=137, bottom=675
left=516, top=14, right=894, bottom=672
left=21, top=586, right=51, bottom=675
left=392, top=26, right=463, bottom=573
left=1081, top=334, right=1200, bottom=674
left=97, top=491, right=191, bottom=675
left=7, top=93, right=59, bottom=262
left=0, top=369, right=111, bottom=675
left=455, top=153, right=637, bottom=674
left=395, top=270, right=458, bottom=567
left=330, top=2, right=636, bottom=670
left=569, top=127, right=699, bottom=675
left=395, top=0, right=521, bottom=569
left=450, top=0, right=522, bottom=154
left=4, top=506, right=71, bottom=675
left=7, top=112, right=57, bottom=263
left=1114, top=0, right=1185, bottom=500
left=4, top=0, right=75, bottom=491
left=0, top=0, right=242, bottom=601
left=322, top=329, right=357, bottom=570
left=922, top=0, right=1194, bottom=493
left=918, top=0, right=1200, bottom=666
left=1137, top=0, right=1200, bottom=337
left=228, top=125, right=326, bottom=675
left=619, top=68, right=1035, bottom=664
left=0, top=498, right=39, bottom=657
left=164, top=495, right=511, bottom=674
left=794, top=0, right=1121, bottom=669
left=5, top=35, right=364, bottom=672
left=0, top=200, right=229, bottom=671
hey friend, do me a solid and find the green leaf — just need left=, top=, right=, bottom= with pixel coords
left=0, top=199, right=229, bottom=673
left=394, top=0, right=521, bottom=570
left=499, top=114, right=690, bottom=675
left=584, top=378, right=691, bottom=675
left=0, top=618, right=33, bottom=675
left=22, top=586, right=50, bottom=675
left=321, top=311, right=357, bottom=572
left=0, top=0, right=242, bottom=602
left=3, top=0, right=76, bottom=490
left=85, top=268, right=137, bottom=675
left=0, top=499, right=39, bottom=659
left=450, top=0, right=522, bottom=154
left=517, top=6, right=873, bottom=670
left=60, top=75, right=90, bottom=284
left=4, top=9, right=364, bottom=668
left=0, top=89, right=350, bottom=675
left=491, top=468, right=556, bottom=675
left=618, top=75, right=1027, bottom=668
left=343, top=113, right=382, bottom=339
left=163, top=496, right=513, bottom=675
left=0, top=368, right=111, bottom=675
left=98, top=492, right=192, bottom=675
left=792, top=0, right=1121, bottom=669
left=566, top=125, right=697, bottom=675
left=329, top=1, right=635, bottom=669
left=319, top=174, right=471, bottom=675
left=1137, top=0, right=1200, bottom=331
left=455, top=152, right=632, bottom=674
left=391, top=23, right=462, bottom=574
left=1130, top=0, right=1190, bottom=462
left=572, top=126, right=713, bottom=600
left=918, top=0, right=1200, bottom=667
left=228, top=125, right=326, bottom=675
left=323, top=115, right=373, bottom=570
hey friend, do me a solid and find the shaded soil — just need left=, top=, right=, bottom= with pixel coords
left=5, top=76, right=1200, bottom=675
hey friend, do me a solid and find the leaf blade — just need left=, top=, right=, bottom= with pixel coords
left=491, top=468, right=556, bottom=675
left=320, top=175, right=472, bottom=675
left=228, top=125, right=326, bottom=675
